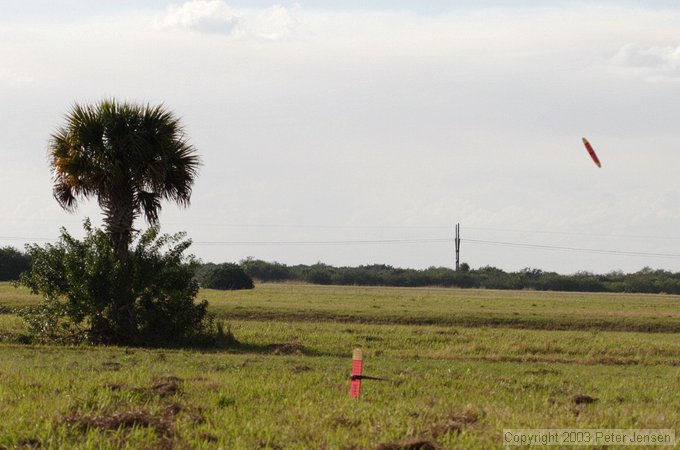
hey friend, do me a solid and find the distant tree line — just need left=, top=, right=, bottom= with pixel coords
left=237, top=258, right=680, bottom=295
left=6, top=246, right=680, bottom=294
left=0, top=247, right=32, bottom=281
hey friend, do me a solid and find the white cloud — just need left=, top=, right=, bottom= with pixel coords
left=157, top=0, right=240, bottom=34
left=611, top=43, right=680, bottom=77
left=156, top=1, right=298, bottom=40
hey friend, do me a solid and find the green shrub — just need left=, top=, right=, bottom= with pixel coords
left=200, top=263, right=254, bottom=290
left=19, top=221, right=217, bottom=346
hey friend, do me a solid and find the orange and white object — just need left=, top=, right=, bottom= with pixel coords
left=350, top=348, right=363, bottom=398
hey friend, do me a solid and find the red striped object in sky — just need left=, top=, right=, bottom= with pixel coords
left=582, top=137, right=601, bottom=168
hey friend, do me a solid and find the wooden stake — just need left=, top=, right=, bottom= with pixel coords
left=350, top=348, right=363, bottom=398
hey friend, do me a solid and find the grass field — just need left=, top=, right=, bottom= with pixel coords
left=1, top=282, right=680, bottom=449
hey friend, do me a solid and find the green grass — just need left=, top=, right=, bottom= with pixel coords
left=229, top=320, right=680, bottom=365
left=1, top=282, right=680, bottom=448
left=0, top=282, right=37, bottom=310
left=202, top=283, right=680, bottom=332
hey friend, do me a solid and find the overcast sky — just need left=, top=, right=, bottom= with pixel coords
left=2, top=0, right=680, bottom=274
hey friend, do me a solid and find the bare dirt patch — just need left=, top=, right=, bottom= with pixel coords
left=16, top=438, right=42, bottom=448
left=61, top=376, right=193, bottom=443
left=258, top=440, right=283, bottom=450
left=375, top=438, right=444, bottom=450
left=200, top=432, right=218, bottom=443
left=103, top=382, right=127, bottom=391
left=330, top=416, right=361, bottom=429
left=61, top=406, right=179, bottom=436
left=570, top=394, right=598, bottom=415
left=572, top=394, right=598, bottom=405
left=429, top=409, right=478, bottom=437
left=147, top=377, right=182, bottom=398
left=524, top=368, right=561, bottom=376
left=375, top=409, right=479, bottom=450
left=102, top=377, right=182, bottom=398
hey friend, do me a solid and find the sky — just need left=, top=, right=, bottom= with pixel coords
left=2, top=0, right=680, bottom=274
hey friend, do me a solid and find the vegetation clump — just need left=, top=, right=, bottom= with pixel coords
left=19, top=221, right=216, bottom=346
left=15, top=98, right=218, bottom=347
left=198, top=263, right=254, bottom=290
left=238, top=259, right=680, bottom=294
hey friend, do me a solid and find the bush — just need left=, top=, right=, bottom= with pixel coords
left=19, top=221, right=217, bottom=346
left=200, top=263, right=254, bottom=290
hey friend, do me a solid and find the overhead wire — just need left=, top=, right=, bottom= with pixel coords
left=464, top=238, right=680, bottom=259
left=463, top=225, right=680, bottom=242
left=192, top=238, right=452, bottom=246
left=0, top=236, right=56, bottom=242
left=3, top=228, right=680, bottom=259
left=7, top=218, right=680, bottom=242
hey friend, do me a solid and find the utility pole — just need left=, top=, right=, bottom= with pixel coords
left=455, top=223, right=460, bottom=271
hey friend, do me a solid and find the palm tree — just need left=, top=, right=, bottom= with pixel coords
left=49, top=99, right=200, bottom=262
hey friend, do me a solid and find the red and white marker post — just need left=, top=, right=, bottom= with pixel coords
left=350, top=348, right=363, bottom=398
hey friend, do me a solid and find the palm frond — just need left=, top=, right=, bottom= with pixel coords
left=137, top=191, right=162, bottom=225
left=48, top=98, right=200, bottom=247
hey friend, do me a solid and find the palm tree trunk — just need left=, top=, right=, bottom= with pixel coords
left=105, top=199, right=135, bottom=263
left=103, top=196, right=137, bottom=342
left=111, top=230, right=132, bottom=262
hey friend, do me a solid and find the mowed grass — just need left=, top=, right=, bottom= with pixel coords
left=201, top=284, right=680, bottom=332
left=1, top=282, right=680, bottom=448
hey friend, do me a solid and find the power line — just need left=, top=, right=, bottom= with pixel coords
left=192, top=238, right=452, bottom=246
left=0, top=236, right=56, bottom=241
left=166, top=222, right=451, bottom=230
left=194, top=237, right=680, bottom=259
left=464, top=225, right=680, bottom=242
left=7, top=217, right=680, bottom=242
left=465, top=238, right=680, bottom=259
left=4, top=233, right=680, bottom=260
left=192, top=236, right=680, bottom=259
left=3, top=217, right=451, bottom=230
